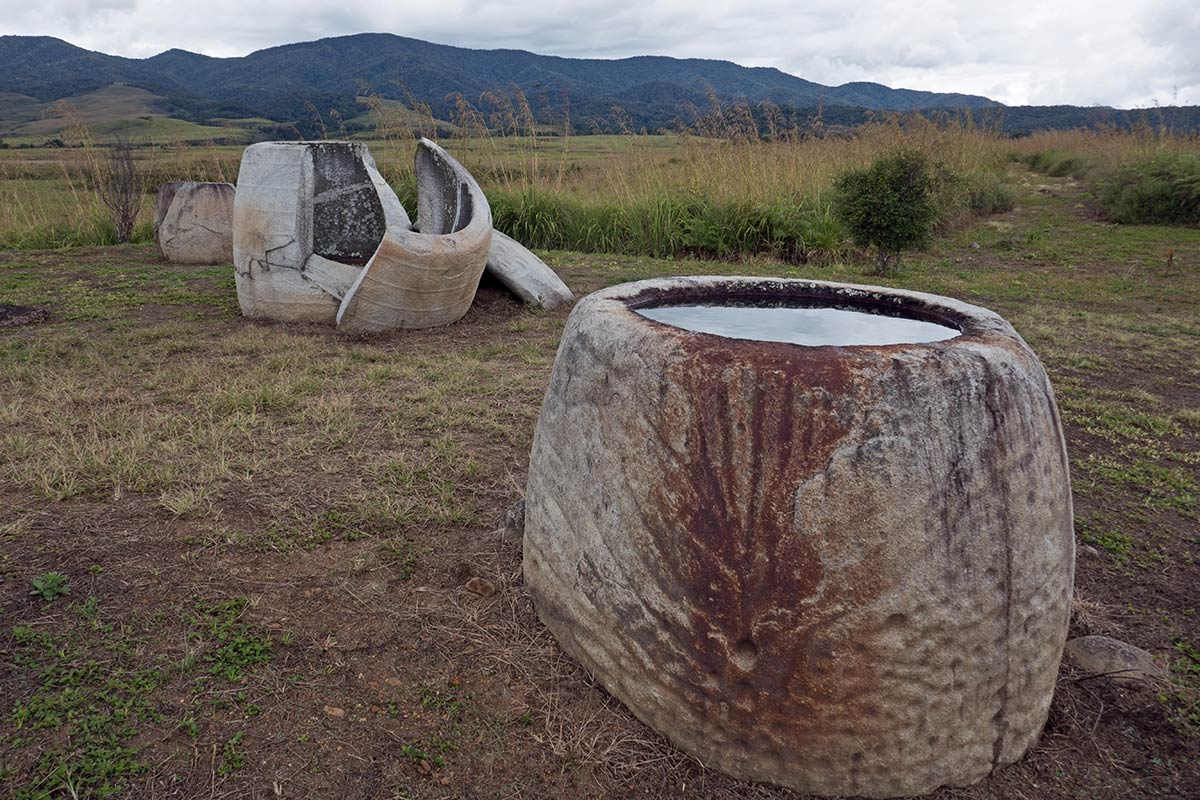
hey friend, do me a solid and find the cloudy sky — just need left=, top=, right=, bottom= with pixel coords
left=3, top=0, right=1197, bottom=107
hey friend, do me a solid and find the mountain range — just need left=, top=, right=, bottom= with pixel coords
left=1, top=33, right=1196, bottom=142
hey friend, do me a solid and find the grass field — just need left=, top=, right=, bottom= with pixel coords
left=2, top=122, right=1194, bottom=256
left=3, top=122, right=1010, bottom=255
left=0, top=162, right=1198, bottom=798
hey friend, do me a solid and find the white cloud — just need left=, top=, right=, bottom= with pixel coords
left=0, top=0, right=1195, bottom=107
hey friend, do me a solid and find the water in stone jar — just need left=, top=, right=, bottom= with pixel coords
left=637, top=303, right=960, bottom=347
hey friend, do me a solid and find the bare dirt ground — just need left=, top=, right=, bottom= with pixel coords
left=1, top=172, right=1198, bottom=799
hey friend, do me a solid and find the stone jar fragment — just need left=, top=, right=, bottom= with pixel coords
left=523, top=276, right=1075, bottom=798
left=335, top=140, right=493, bottom=332
left=486, top=230, right=574, bottom=309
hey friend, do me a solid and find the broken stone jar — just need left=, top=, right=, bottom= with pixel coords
left=232, top=138, right=492, bottom=330
left=523, top=276, right=1075, bottom=798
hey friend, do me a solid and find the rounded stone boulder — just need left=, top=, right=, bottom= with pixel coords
left=523, top=276, right=1075, bottom=798
left=154, top=181, right=235, bottom=265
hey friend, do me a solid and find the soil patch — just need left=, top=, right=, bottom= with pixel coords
left=0, top=303, right=49, bottom=327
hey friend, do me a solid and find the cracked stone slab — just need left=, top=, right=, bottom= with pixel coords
left=303, top=254, right=362, bottom=300
left=524, top=276, right=1075, bottom=798
left=154, top=181, right=234, bottom=265
left=486, top=231, right=574, bottom=309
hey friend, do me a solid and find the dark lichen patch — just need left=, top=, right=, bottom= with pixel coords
left=310, top=143, right=385, bottom=265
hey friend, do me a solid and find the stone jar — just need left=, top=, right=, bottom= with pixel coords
left=523, top=276, right=1074, bottom=798
left=154, top=181, right=235, bottom=264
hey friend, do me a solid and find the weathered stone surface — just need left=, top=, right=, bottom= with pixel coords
left=310, top=143, right=386, bottom=264
left=154, top=181, right=234, bottom=265
left=486, top=231, right=573, bottom=309
left=232, top=139, right=491, bottom=331
left=1064, top=636, right=1165, bottom=685
left=232, top=141, right=356, bottom=323
left=335, top=139, right=492, bottom=332
left=524, top=276, right=1075, bottom=798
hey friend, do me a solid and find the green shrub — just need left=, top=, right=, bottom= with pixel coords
left=1097, top=151, right=1200, bottom=225
left=831, top=149, right=938, bottom=273
left=966, top=176, right=1016, bottom=215
left=1026, top=149, right=1094, bottom=179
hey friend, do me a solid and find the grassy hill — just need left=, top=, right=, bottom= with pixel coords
left=0, top=33, right=1017, bottom=141
left=0, top=84, right=257, bottom=144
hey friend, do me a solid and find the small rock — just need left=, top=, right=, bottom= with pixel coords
left=417, top=759, right=432, bottom=775
left=465, top=576, right=496, bottom=597
left=1064, top=635, right=1165, bottom=685
left=497, top=498, right=526, bottom=543
left=324, top=705, right=346, bottom=718
left=385, top=677, right=404, bottom=687
left=1080, top=544, right=1101, bottom=558
left=971, top=242, right=982, bottom=249
left=440, top=776, right=451, bottom=786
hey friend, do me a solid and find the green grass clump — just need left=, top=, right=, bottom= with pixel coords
left=489, top=187, right=847, bottom=262
left=1078, top=520, right=1134, bottom=563
left=6, top=622, right=166, bottom=799
left=1098, top=150, right=1200, bottom=225
left=1026, top=149, right=1095, bottom=179
left=0, top=217, right=153, bottom=250
left=218, top=731, right=248, bottom=776
left=189, top=599, right=274, bottom=681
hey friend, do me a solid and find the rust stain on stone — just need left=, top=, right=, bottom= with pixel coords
left=637, top=328, right=890, bottom=735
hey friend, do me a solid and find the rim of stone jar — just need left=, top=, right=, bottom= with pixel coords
left=612, top=276, right=1014, bottom=349
left=256, top=140, right=369, bottom=146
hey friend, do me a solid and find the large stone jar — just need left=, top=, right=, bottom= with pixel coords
left=523, top=276, right=1074, bottom=798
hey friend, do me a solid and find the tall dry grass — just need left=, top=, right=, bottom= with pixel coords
left=11, top=89, right=1149, bottom=256
left=0, top=103, right=243, bottom=249
left=1011, top=126, right=1200, bottom=224
left=1009, top=125, right=1200, bottom=167
left=413, top=111, right=1015, bottom=260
